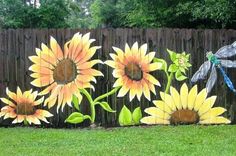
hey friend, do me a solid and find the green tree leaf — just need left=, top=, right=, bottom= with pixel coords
left=118, top=105, right=132, bottom=126
left=153, top=57, right=167, bottom=72
left=175, top=70, right=187, bottom=81
left=132, top=107, right=142, bottom=125
left=97, top=101, right=116, bottom=113
left=167, top=49, right=177, bottom=62
left=65, top=112, right=91, bottom=124
left=168, top=64, right=178, bottom=72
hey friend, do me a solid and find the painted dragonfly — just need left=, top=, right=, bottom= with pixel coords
left=191, top=41, right=236, bottom=94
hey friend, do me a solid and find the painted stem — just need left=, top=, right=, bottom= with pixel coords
left=165, top=72, right=174, bottom=93
left=80, top=87, right=120, bottom=123
left=80, top=89, right=96, bottom=123
left=94, top=87, right=120, bottom=103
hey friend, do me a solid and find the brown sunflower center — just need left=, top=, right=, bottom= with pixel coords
left=124, top=62, right=143, bottom=81
left=53, top=59, right=77, bottom=84
left=16, top=103, right=36, bottom=115
left=170, top=109, right=199, bottom=125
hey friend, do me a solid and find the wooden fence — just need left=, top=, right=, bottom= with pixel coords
left=0, top=28, right=236, bottom=127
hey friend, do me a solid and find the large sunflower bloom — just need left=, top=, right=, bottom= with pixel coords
left=0, top=87, right=53, bottom=125
left=29, top=32, right=103, bottom=112
left=105, top=42, right=162, bottom=101
left=141, top=83, right=230, bottom=125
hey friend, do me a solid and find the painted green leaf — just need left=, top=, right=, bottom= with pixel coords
left=118, top=105, right=132, bottom=126
left=179, top=67, right=186, bottom=74
left=153, top=57, right=167, bottom=72
left=65, top=112, right=91, bottom=124
left=132, top=107, right=142, bottom=125
left=175, top=70, right=187, bottom=81
left=168, top=64, right=178, bottom=72
left=72, top=95, right=80, bottom=111
left=167, top=49, right=177, bottom=62
left=186, top=62, right=192, bottom=67
left=98, top=102, right=116, bottom=113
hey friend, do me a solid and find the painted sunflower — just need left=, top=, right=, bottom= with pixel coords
left=141, top=83, right=230, bottom=125
left=29, top=32, right=103, bottom=111
left=105, top=42, right=162, bottom=101
left=0, top=87, right=53, bottom=125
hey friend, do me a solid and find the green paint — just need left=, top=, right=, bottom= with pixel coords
left=206, top=51, right=220, bottom=65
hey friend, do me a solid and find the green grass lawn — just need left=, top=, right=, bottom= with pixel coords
left=0, top=125, right=236, bottom=156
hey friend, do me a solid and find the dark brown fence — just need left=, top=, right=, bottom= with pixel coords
left=0, top=28, right=236, bottom=127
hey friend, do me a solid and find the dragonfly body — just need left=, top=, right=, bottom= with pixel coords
left=191, top=41, right=236, bottom=94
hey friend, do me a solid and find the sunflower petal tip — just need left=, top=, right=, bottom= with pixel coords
left=50, top=36, right=56, bottom=41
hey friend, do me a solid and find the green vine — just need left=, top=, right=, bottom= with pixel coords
left=65, top=87, right=120, bottom=124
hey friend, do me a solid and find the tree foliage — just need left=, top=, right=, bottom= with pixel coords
left=0, top=0, right=75, bottom=28
left=0, top=0, right=235, bottom=29
left=90, top=0, right=236, bottom=29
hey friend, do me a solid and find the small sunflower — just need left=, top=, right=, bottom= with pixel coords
left=29, top=32, right=103, bottom=112
left=141, top=83, right=230, bottom=125
left=0, top=87, right=53, bottom=125
left=167, top=49, right=191, bottom=81
left=105, top=42, right=162, bottom=101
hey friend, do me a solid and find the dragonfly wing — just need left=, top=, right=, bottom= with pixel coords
left=215, top=41, right=236, bottom=58
left=220, top=59, right=236, bottom=68
left=206, top=65, right=217, bottom=93
left=191, top=61, right=211, bottom=82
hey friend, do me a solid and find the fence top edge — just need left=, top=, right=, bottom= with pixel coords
left=0, top=28, right=235, bottom=32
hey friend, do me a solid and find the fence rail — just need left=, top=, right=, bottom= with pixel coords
left=0, top=28, right=236, bottom=127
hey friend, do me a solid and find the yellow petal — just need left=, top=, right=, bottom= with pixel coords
left=79, top=46, right=101, bottom=64
left=199, top=117, right=231, bottom=124
left=180, top=83, right=188, bottom=109
left=37, top=109, right=53, bottom=117
left=193, top=88, right=207, bottom=111
left=147, top=62, right=163, bottom=72
left=153, top=100, right=172, bottom=114
left=6, top=88, right=17, bottom=101
left=139, top=43, right=147, bottom=57
left=142, top=81, right=151, bottom=101
left=143, top=52, right=156, bottom=63
left=31, top=76, right=54, bottom=87
left=34, top=97, right=44, bottom=106
left=0, top=98, right=15, bottom=107
left=35, top=113, right=49, bottom=123
left=136, top=83, right=142, bottom=101
left=144, top=73, right=161, bottom=86
left=125, top=43, right=131, bottom=56
left=129, top=87, right=136, bottom=101
left=170, top=86, right=182, bottom=110
left=104, top=60, right=116, bottom=68
left=144, top=107, right=170, bottom=120
left=23, top=89, right=33, bottom=98
left=113, top=78, right=123, bottom=87
left=17, top=87, right=23, bottom=97
left=39, top=82, right=57, bottom=96
left=12, top=115, right=25, bottom=124
left=46, top=97, right=57, bottom=109
left=26, top=115, right=41, bottom=125
left=160, top=92, right=176, bottom=111
left=112, top=46, right=124, bottom=62
left=82, top=32, right=90, bottom=44
left=198, top=96, right=217, bottom=116
left=131, top=42, right=139, bottom=55
left=200, top=107, right=226, bottom=120
left=187, top=85, right=198, bottom=110
left=140, top=116, right=170, bottom=125
left=50, top=36, right=63, bottom=60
